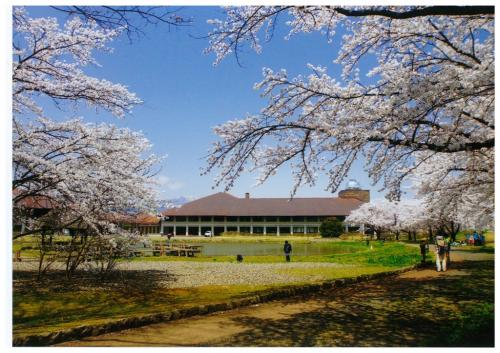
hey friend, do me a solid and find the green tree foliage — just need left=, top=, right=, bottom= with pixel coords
left=320, top=218, right=344, bottom=238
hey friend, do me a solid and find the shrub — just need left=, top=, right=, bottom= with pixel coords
left=320, top=218, right=344, bottom=238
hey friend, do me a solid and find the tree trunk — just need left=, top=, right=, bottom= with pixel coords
left=37, top=250, right=45, bottom=281
left=428, top=226, right=434, bottom=243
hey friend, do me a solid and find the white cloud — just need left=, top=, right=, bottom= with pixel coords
left=156, top=175, right=184, bottom=191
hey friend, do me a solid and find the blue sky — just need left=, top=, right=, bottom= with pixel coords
left=24, top=6, right=402, bottom=202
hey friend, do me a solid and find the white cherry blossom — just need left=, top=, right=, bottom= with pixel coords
left=204, top=6, right=494, bottom=226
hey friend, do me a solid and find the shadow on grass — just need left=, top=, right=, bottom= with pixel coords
left=13, top=269, right=176, bottom=294
left=13, top=269, right=180, bottom=331
left=205, top=261, right=494, bottom=347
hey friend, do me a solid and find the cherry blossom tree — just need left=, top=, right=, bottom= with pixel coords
left=13, top=7, right=142, bottom=118
left=412, top=151, right=493, bottom=231
left=203, top=6, right=494, bottom=226
left=346, top=199, right=397, bottom=235
left=12, top=118, right=158, bottom=277
left=50, top=6, right=191, bottom=40
left=13, top=117, right=159, bottom=240
left=12, top=7, right=156, bottom=217
left=346, top=199, right=426, bottom=240
left=12, top=7, right=166, bottom=277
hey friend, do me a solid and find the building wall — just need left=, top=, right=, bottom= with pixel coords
left=161, top=216, right=347, bottom=236
left=124, top=224, right=161, bottom=235
left=338, top=189, right=370, bottom=203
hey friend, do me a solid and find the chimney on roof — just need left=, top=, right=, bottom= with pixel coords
left=245, top=192, right=250, bottom=199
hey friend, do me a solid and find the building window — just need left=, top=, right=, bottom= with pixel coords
left=214, top=226, right=225, bottom=235
left=306, top=226, right=319, bottom=233
left=266, top=216, right=277, bottom=222
left=213, top=216, right=225, bottom=222
left=292, top=216, right=305, bottom=222
left=200, top=216, right=212, bottom=222
left=239, top=226, right=251, bottom=234
left=266, top=227, right=277, bottom=234
left=239, top=216, right=251, bottom=222
left=226, top=226, right=237, bottom=232
left=278, top=216, right=291, bottom=222
left=176, top=216, right=186, bottom=222
left=252, top=216, right=264, bottom=222
left=187, top=216, right=199, bottom=222
left=226, top=216, right=238, bottom=222
left=293, top=226, right=304, bottom=233
left=253, top=226, right=264, bottom=234
left=279, top=226, right=291, bottom=234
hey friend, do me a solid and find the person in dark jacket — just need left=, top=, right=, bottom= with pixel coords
left=419, top=240, right=428, bottom=264
left=473, top=231, right=479, bottom=246
left=284, top=241, right=292, bottom=262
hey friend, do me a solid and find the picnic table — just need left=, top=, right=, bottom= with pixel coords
left=131, top=242, right=203, bottom=257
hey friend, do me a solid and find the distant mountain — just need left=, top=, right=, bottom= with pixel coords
left=157, top=196, right=195, bottom=211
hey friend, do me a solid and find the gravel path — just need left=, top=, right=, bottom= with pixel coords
left=13, top=261, right=353, bottom=288
left=119, top=262, right=353, bottom=288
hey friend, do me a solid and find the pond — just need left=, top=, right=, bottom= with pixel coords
left=191, top=241, right=360, bottom=256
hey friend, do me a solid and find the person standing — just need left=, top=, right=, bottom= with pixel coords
left=435, top=236, right=447, bottom=272
left=284, top=240, right=292, bottom=262
left=445, top=235, right=452, bottom=267
left=419, top=240, right=428, bottom=264
left=479, top=233, right=486, bottom=246
left=473, top=231, right=479, bottom=246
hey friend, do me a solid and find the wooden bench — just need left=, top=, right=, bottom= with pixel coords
left=125, top=243, right=203, bottom=258
left=167, top=244, right=202, bottom=257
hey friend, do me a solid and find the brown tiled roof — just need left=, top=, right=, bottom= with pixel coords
left=135, top=213, right=161, bottom=225
left=14, top=194, right=56, bottom=209
left=109, top=213, right=160, bottom=225
left=162, top=192, right=364, bottom=217
left=13, top=189, right=160, bottom=225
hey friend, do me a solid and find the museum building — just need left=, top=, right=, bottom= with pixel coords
left=160, top=185, right=370, bottom=236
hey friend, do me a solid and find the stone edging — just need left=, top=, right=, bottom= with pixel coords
left=13, top=264, right=421, bottom=347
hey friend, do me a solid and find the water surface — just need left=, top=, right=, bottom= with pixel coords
left=192, top=242, right=355, bottom=256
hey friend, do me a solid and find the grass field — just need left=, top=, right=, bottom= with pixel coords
left=13, top=240, right=420, bottom=338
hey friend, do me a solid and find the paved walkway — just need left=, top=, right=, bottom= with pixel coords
left=59, top=250, right=494, bottom=347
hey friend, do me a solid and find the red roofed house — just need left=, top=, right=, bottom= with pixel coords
left=120, top=213, right=161, bottom=235
left=13, top=192, right=161, bottom=236
left=161, top=186, right=370, bottom=236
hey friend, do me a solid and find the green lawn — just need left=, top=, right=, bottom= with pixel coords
left=13, top=240, right=420, bottom=338
left=14, top=282, right=274, bottom=336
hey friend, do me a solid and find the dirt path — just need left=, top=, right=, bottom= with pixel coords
left=59, top=250, right=494, bottom=347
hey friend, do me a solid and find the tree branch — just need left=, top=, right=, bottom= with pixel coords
left=334, top=6, right=494, bottom=19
